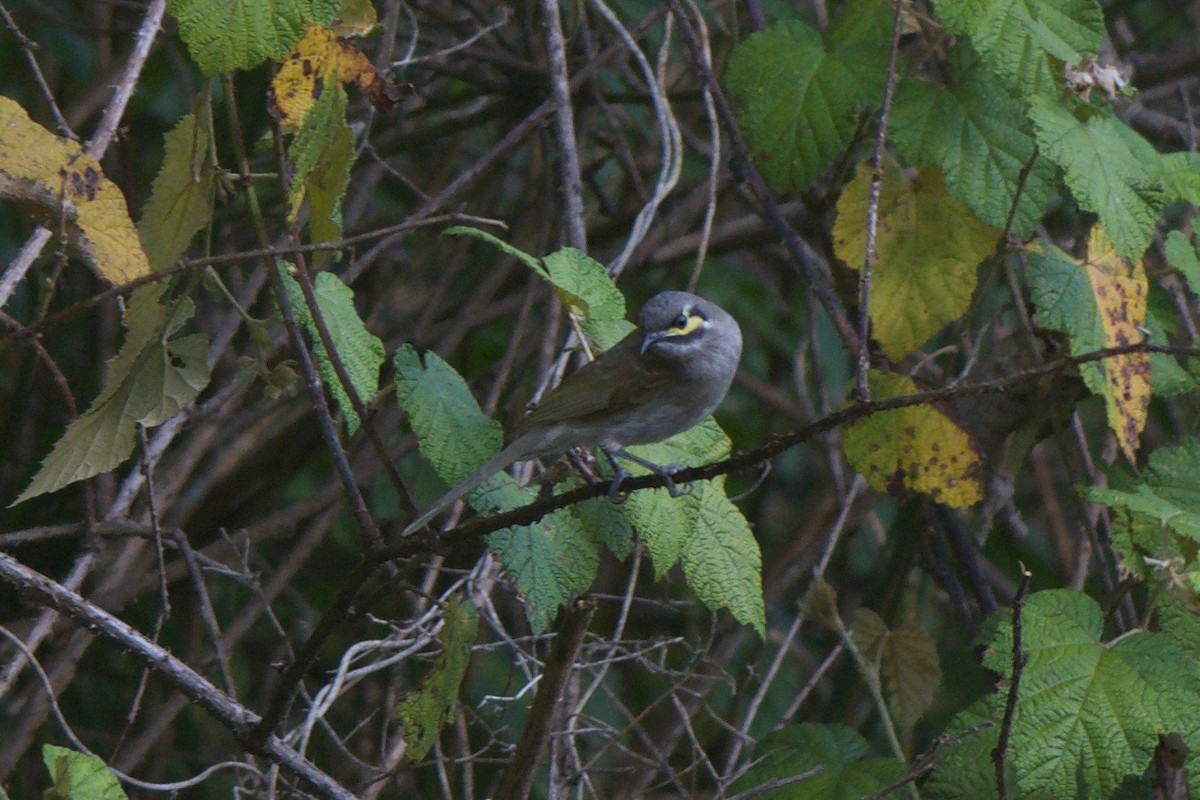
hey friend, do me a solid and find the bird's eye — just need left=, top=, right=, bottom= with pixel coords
left=671, top=313, right=689, bottom=329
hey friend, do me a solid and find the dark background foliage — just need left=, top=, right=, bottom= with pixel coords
left=1, top=0, right=1199, bottom=798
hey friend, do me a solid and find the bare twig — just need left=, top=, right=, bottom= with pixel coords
left=993, top=566, right=1033, bottom=799
left=495, top=597, right=596, bottom=800
left=854, top=0, right=906, bottom=402
left=0, top=1, right=76, bottom=138
left=541, top=0, right=588, bottom=250
left=0, top=552, right=358, bottom=800
left=668, top=0, right=860, bottom=353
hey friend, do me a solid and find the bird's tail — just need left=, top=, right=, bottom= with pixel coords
left=400, top=439, right=533, bottom=537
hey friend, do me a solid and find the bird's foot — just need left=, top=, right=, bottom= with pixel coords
left=607, top=449, right=690, bottom=499
left=605, top=457, right=633, bottom=503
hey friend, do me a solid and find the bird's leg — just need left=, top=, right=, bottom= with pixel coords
left=602, top=449, right=635, bottom=501
left=610, top=448, right=687, bottom=498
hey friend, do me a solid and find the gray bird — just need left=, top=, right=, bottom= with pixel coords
left=401, top=291, right=742, bottom=536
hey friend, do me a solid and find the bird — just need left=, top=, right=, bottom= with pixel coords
left=401, top=291, right=742, bottom=536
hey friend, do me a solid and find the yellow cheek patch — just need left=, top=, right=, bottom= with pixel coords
left=668, top=313, right=704, bottom=337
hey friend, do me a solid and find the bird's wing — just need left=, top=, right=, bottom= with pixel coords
left=510, top=334, right=672, bottom=436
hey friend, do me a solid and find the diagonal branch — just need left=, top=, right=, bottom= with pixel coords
left=0, top=552, right=357, bottom=800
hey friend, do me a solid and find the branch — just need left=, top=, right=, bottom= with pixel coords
left=668, top=0, right=861, bottom=354
left=541, top=0, right=588, bottom=250
left=0, top=552, right=357, bottom=800
left=416, top=341, right=1200, bottom=545
left=254, top=339, right=1196, bottom=750
left=854, top=0, right=906, bottom=402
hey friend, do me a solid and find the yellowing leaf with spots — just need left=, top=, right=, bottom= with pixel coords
left=834, top=164, right=1000, bottom=358
left=1081, top=228, right=1150, bottom=460
left=843, top=371, right=982, bottom=508
left=0, top=97, right=151, bottom=285
left=269, top=24, right=402, bottom=131
left=1028, top=229, right=1150, bottom=462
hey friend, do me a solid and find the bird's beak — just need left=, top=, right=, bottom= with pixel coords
left=640, top=330, right=667, bottom=355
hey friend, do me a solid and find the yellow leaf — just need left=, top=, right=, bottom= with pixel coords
left=0, top=97, right=151, bottom=285
left=843, top=371, right=983, bottom=507
left=269, top=23, right=404, bottom=131
left=1083, top=226, right=1150, bottom=461
left=834, top=164, right=1000, bottom=358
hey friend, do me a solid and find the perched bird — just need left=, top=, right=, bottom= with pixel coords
left=402, top=291, right=742, bottom=535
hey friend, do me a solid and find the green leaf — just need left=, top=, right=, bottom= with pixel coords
left=981, top=590, right=1200, bottom=799
left=729, top=723, right=905, bottom=800
left=286, top=82, right=348, bottom=230
left=13, top=286, right=210, bottom=505
left=725, top=12, right=887, bottom=193
left=1143, top=303, right=1197, bottom=397
left=890, top=47, right=1053, bottom=236
left=1085, top=439, right=1200, bottom=543
left=1165, top=229, right=1200, bottom=296
left=682, top=487, right=765, bottom=636
left=393, top=344, right=503, bottom=486
left=396, top=596, right=479, bottom=762
left=923, top=702, right=1004, bottom=799
left=1028, top=97, right=1165, bottom=259
left=137, top=98, right=214, bottom=272
left=1160, top=151, right=1200, bottom=204
left=596, top=418, right=764, bottom=634
left=930, top=0, right=1104, bottom=96
left=541, top=248, right=630, bottom=349
left=571, top=494, right=635, bottom=561
left=393, top=344, right=597, bottom=630
left=1027, top=240, right=1104, bottom=385
left=304, top=99, right=353, bottom=269
left=282, top=269, right=383, bottom=435
left=442, top=226, right=544, bottom=273
left=622, top=487, right=695, bottom=580
left=1158, top=599, right=1200, bottom=664
left=166, top=0, right=340, bottom=74
left=487, top=509, right=600, bottom=632
left=442, top=230, right=632, bottom=348
left=42, top=745, right=128, bottom=800
left=619, top=418, right=731, bottom=578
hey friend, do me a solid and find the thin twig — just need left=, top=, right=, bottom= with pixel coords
left=0, top=0, right=164, bottom=308
left=541, top=0, right=588, bottom=250
left=494, top=597, right=597, bottom=800
left=0, top=552, right=357, bottom=800
left=220, top=73, right=383, bottom=555
left=854, top=0, right=906, bottom=402
left=0, top=1, right=76, bottom=138
left=668, top=0, right=860, bottom=353
left=286, top=252, right=419, bottom=517
left=993, top=566, right=1032, bottom=800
